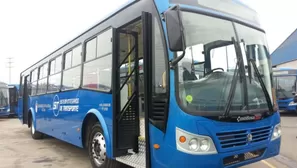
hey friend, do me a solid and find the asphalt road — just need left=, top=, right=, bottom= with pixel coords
left=0, top=115, right=296, bottom=168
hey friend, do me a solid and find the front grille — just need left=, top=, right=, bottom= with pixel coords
left=223, top=148, right=265, bottom=166
left=278, top=102, right=288, bottom=106
left=217, top=130, right=248, bottom=149
left=216, top=126, right=272, bottom=149
left=250, top=126, right=272, bottom=143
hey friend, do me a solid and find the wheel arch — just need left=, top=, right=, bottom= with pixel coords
left=81, top=109, right=112, bottom=158
left=28, top=107, right=36, bottom=128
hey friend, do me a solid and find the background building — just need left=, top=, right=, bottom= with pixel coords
left=271, top=29, right=297, bottom=68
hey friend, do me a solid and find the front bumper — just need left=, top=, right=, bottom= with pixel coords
left=155, top=138, right=280, bottom=168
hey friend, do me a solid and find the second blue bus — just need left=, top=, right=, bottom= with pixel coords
left=273, top=68, right=297, bottom=112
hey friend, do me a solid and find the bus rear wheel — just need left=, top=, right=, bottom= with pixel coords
left=88, top=123, right=121, bottom=168
left=30, top=118, right=43, bottom=139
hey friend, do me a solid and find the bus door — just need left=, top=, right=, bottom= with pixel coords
left=113, top=12, right=153, bottom=167
left=22, top=75, right=30, bottom=124
left=112, top=20, right=141, bottom=156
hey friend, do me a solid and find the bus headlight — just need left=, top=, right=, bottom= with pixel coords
left=271, top=123, right=281, bottom=141
left=189, top=138, right=199, bottom=151
left=176, top=127, right=217, bottom=155
left=200, top=139, right=211, bottom=152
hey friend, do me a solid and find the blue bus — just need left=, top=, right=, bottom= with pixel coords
left=273, top=68, right=297, bottom=112
left=0, top=82, right=10, bottom=117
left=18, top=0, right=281, bottom=167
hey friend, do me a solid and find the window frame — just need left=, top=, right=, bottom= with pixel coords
left=36, top=61, right=49, bottom=95
left=30, top=68, right=39, bottom=96
left=61, top=43, right=83, bottom=91
left=47, top=55, right=62, bottom=94
left=81, top=27, right=113, bottom=93
left=63, top=43, right=82, bottom=71
left=84, top=37, right=98, bottom=62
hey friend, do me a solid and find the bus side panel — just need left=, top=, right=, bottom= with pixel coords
left=29, top=89, right=113, bottom=150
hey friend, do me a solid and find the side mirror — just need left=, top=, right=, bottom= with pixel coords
left=293, top=92, right=296, bottom=96
left=164, top=6, right=186, bottom=52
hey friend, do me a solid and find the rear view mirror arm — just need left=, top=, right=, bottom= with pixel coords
left=170, top=51, right=186, bottom=69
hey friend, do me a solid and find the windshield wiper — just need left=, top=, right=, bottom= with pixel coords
left=222, top=37, right=243, bottom=118
left=249, top=58, right=274, bottom=112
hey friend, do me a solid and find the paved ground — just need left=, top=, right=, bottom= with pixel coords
left=0, top=114, right=296, bottom=168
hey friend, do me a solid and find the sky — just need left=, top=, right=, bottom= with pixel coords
left=0, top=0, right=296, bottom=84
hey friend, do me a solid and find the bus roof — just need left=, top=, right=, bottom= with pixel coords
left=21, top=0, right=137, bottom=74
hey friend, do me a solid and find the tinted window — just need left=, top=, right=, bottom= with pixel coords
left=83, top=54, right=112, bottom=92
left=31, top=69, right=38, bottom=82
left=39, top=63, right=48, bottom=79
left=62, top=66, right=81, bottom=90
left=31, top=81, right=37, bottom=95
left=55, top=56, right=62, bottom=72
left=39, top=66, right=44, bottom=79
left=43, top=63, right=48, bottom=77
left=153, top=18, right=167, bottom=94
left=97, top=29, right=112, bottom=57
left=50, top=60, right=55, bottom=75
left=48, top=73, right=61, bottom=92
left=37, top=78, right=47, bottom=94
left=86, top=38, right=97, bottom=61
left=65, top=51, right=72, bottom=69
left=72, top=45, right=82, bottom=66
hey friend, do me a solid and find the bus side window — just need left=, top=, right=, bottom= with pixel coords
left=62, top=45, right=82, bottom=90
left=82, top=28, right=112, bottom=92
left=153, top=18, right=167, bottom=93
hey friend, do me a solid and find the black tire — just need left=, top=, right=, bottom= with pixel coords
left=30, top=118, right=44, bottom=140
left=88, top=123, right=123, bottom=168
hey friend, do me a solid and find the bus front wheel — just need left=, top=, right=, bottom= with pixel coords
left=88, top=123, right=121, bottom=168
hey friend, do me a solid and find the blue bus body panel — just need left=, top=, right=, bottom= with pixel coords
left=0, top=106, right=10, bottom=117
left=149, top=97, right=280, bottom=168
left=151, top=1, right=280, bottom=167
left=277, top=98, right=296, bottom=111
left=29, top=90, right=113, bottom=156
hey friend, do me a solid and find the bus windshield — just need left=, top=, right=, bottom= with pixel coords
left=176, top=11, right=272, bottom=117
left=0, top=85, right=9, bottom=108
left=274, top=76, right=296, bottom=99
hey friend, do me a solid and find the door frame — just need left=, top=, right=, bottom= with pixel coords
left=111, top=11, right=153, bottom=168
left=142, top=11, right=153, bottom=168
left=23, top=75, right=30, bottom=124
left=112, top=16, right=142, bottom=157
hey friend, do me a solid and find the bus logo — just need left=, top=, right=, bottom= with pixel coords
left=247, top=133, right=253, bottom=142
left=53, top=95, right=60, bottom=117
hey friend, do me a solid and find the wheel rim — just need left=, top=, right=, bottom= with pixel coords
left=92, top=132, right=106, bottom=166
left=31, top=120, right=35, bottom=134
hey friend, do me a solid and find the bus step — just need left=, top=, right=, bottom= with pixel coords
left=140, top=117, right=145, bottom=138
left=116, top=137, right=146, bottom=168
